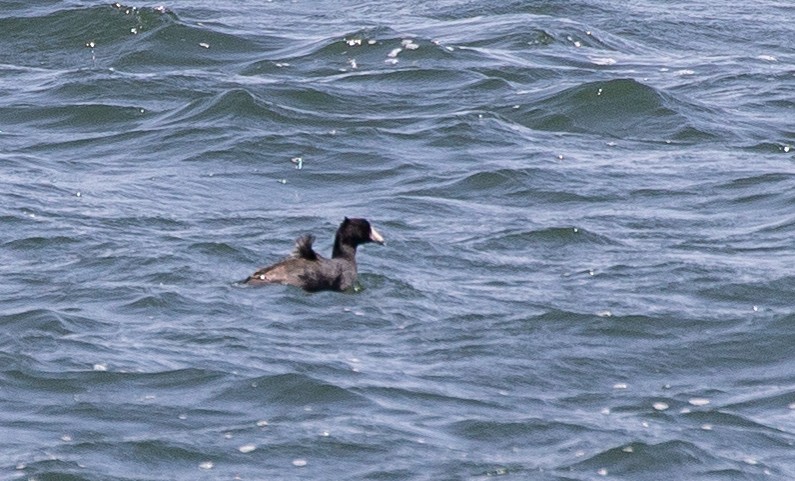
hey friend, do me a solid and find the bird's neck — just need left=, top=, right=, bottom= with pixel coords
left=332, top=237, right=357, bottom=259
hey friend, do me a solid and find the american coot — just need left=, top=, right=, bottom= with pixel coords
left=243, top=217, right=384, bottom=292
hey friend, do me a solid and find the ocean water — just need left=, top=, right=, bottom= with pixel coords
left=1, top=1, right=794, bottom=479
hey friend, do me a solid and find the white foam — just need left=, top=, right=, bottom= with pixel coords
left=653, top=402, right=669, bottom=411
left=689, top=398, right=710, bottom=406
left=199, top=461, right=214, bottom=470
left=292, top=459, right=307, bottom=467
left=401, top=39, right=419, bottom=50
left=239, top=444, right=256, bottom=453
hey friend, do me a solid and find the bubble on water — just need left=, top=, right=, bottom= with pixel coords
left=653, top=402, right=669, bottom=411
left=239, top=444, right=257, bottom=453
left=199, top=461, right=214, bottom=470
left=600, top=407, right=611, bottom=415
left=613, top=383, right=628, bottom=390
left=93, top=363, right=107, bottom=371
left=701, top=424, right=713, bottom=431
left=757, top=55, right=777, bottom=62
left=257, top=419, right=269, bottom=427
left=622, top=445, right=634, bottom=453
left=199, top=42, right=210, bottom=49
left=387, top=48, right=402, bottom=58
left=597, top=468, right=608, bottom=476
left=743, top=457, right=758, bottom=465
left=788, top=402, right=795, bottom=410
left=689, top=398, right=710, bottom=407
left=61, top=435, right=73, bottom=442
left=292, top=459, right=307, bottom=467
left=178, top=413, right=188, bottom=420
left=783, top=145, right=791, bottom=153
left=385, top=58, right=398, bottom=65
left=597, top=310, right=612, bottom=317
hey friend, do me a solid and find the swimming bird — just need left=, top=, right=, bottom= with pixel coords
left=243, top=217, right=384, bottom=292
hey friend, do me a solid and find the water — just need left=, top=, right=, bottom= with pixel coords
left=1, top=1, right=794, bottom=479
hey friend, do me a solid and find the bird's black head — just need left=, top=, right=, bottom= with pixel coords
left=340, top=217, right=384, bottom=245
left=332, top=217, right=384, bottom=258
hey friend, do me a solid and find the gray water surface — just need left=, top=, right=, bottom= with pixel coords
left=1, top=1, right=794, bottom=480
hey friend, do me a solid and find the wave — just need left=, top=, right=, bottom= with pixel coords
left=501, top=78, right=716, bottom=141
left=213, top=372, right=372, bottom=408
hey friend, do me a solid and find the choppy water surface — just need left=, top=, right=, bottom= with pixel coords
left=1, top=1, right=794, bottom=479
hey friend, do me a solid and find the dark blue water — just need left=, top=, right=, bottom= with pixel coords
left=1, top=1, right=794, bottom=480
